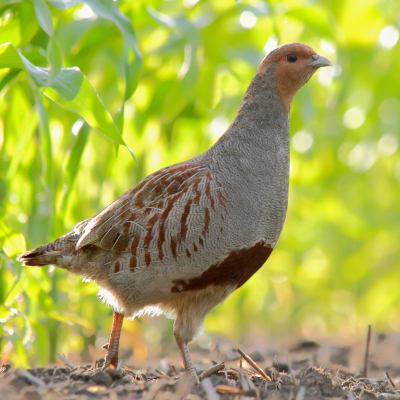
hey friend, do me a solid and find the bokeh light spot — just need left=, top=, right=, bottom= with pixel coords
left=318, top=67, right=334, bottom=87
left=320, top=40, right=336, bottom=54
left=292, top=130, right=313, bottom=153
left=379, top=25, right=399, bottom=49
left=377, top=133, right=399, bottom=156
left=264, top=35, right=278, bottom=54
left=347, top=141, right=376, bottom=172
left=72, top=119, right=84, bottom=136
left=240, top=11, right=257, bottom=29
left=343, top=107, right=366, bottom=129
left=73, top=5, right=95, bottom=21
left=209, top=116, right=229, bottom=141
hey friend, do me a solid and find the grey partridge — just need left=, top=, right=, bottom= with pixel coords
left=18, top=43, right=331, bottom=384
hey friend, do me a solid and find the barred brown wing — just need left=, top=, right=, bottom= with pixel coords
left=75, top=162, right=226, bottom=270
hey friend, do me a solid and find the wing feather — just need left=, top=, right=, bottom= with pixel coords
left=75, top=162, right=212, bottom=256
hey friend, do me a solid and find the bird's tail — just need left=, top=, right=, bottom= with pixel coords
left=17, top=236, right=70, bottom=267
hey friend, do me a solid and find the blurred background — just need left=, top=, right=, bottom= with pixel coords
left=1, top=0, right=399, bottom=368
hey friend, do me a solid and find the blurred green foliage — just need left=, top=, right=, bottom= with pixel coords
left=1, top=0, right=400, bottom=368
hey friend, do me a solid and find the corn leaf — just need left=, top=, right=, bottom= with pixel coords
left=32, top=0, right=53, bottom=36
left=148, top=8, right=200, bottom=120
left=48, top=0, right=143, bottom=131
left=0, top=42, right=129, bottom=148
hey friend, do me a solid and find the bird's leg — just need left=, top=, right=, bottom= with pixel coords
left=176, top=338, right=200, bottom=385
left=102, top=311, right=124, bottom=370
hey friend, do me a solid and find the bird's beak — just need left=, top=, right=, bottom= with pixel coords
left=308, top=55, right=332, bottom=67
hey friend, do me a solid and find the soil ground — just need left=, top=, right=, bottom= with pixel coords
left=2, top=334, right=400, bottom=400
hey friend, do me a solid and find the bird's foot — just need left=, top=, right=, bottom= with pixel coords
left=101, top=353, right=119, bottom=370
left=177, top=340, right=200, bottom=385
left=188, top=370, right=200, bottom=386
left=102, top=311, right=124, bottom=370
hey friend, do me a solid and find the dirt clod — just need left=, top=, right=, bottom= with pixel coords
left=91, top=371, right=113, bottom=386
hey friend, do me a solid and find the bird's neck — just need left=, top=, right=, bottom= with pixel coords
left=207, top=72, right=292, bottom=167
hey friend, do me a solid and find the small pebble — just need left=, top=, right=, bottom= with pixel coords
left=45, top=368, right=55, bottom=376
left=91, top=371, right=113, bottom=386
left=121, top=374, right=133, bottom=383
left=58, top=367, right=71, bottom=375
left=106, top=369, right=124, bottom=380
left=70, top=371, right=92, bottom=381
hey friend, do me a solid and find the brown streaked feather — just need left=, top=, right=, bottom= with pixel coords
left=130, top=236, right=140, bottom=271
left=74, top=163, right=223, bottom=273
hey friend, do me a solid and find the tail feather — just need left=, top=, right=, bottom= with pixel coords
left=17, top=237, right=70, bottom=267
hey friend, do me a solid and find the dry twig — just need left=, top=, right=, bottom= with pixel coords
left=57, top=352, right=77, bottom=371
left=363, top=325, right=372, bottom=378
left=215, top=385, right=245, bottom=395
left=198, top=362, right=225, bottom=381
left=384, top=371, right=397, bottom=390
left=155, top=368, right=171, bottom=380
left=142, top=379, right=164, bottom=400
left=201, top=378, right=220, bottom=400
left=15, top=369, right=45, bottom=386
left=239, top=369, right=250, bottom=391
left=237, top=348, right=272, bottom=381
left=218, top=369, right=239, bottom=377
left=171, top=365, right=179, bottom=376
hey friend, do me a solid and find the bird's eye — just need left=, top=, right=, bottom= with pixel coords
left=287, top=54, right=298, bottom=63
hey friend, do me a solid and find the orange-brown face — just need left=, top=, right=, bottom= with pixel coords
left=258, top=42, right=332, bottom=111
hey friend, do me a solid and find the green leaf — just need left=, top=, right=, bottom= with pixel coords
left=36, top=95, right=54, bottom=235
left=0, top=209, right=26, bottom=258
left=32, top=0, right=53, bottom=36
left=0, top=0, right=25, bottom=5
left=149, top=8, right=200, bottom=120
left=30, top=320, right=50, bottom=364
left=24, top=269, right=70, bottom=324
left=0, top=305, right=11, bottom=319
left=46, top=37, right=62, bottom=84
left=64, top=311, right=94, bottom=329
left=3, top=270, right=28, bottom=305
left=2, top=233, right=26, bottom=258
left=48, top=0, right=143, bottom=127
left=5, top=108, right=38, bottom=181
left=285, top=6, right=334, bottom=38
left=60, top=121, right=89, bottom=213
left=86, top=0, right=143, bottom=101
left=63, top=122, right=89, bottom=187
left=14, top=338, right=30, bottom=368
left=0, top=42, right=131, bottom=150
left=0, top=2, right=39, bottom=48
left=36, top=95, right=53, bottom=188
left=0, top=68, right=20, bottom=93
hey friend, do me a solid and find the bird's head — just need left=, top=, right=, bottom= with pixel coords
left=257, top=42, right=332, bottom=112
